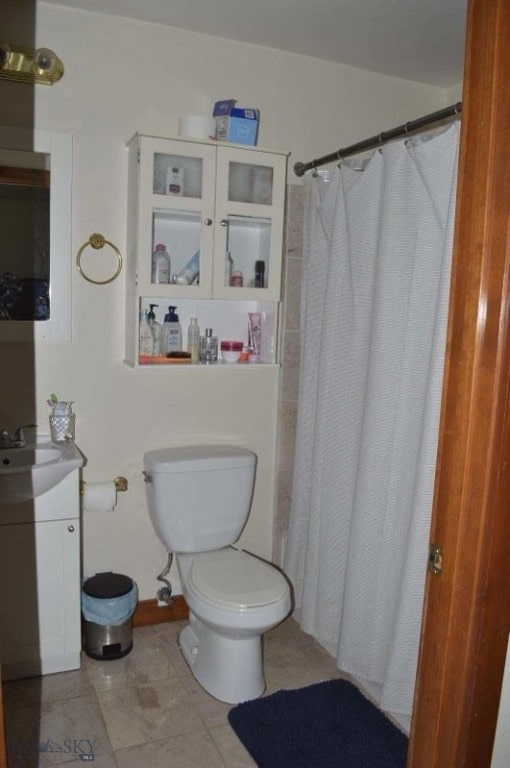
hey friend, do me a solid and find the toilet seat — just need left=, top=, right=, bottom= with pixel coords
left=189, top=548, right=289, bottom=610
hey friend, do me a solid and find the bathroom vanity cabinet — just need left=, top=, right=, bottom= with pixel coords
left=125, top=134, right=288, bottom=367
left=0, top=471, right=81, bottom=680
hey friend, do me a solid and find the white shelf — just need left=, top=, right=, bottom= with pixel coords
left=123, top=360, right=280, bottom=372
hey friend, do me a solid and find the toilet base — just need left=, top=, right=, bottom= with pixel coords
left=178, top=617, right=265, bottom=704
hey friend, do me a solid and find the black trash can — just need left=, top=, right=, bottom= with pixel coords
left=81, top=572, right=137, bottom=660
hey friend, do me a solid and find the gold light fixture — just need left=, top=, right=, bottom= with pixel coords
left=0, top=43, right=64, bottom=85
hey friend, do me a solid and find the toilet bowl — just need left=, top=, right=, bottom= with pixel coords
left=143, top=445, right=293, bottom=703
left=177, top=548, right=291, bottom=702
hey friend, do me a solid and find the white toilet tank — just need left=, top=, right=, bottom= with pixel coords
left=143, top=446, right=256, bottom=553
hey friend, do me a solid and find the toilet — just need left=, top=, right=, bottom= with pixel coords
left=143, top=445, right=292, bottom=704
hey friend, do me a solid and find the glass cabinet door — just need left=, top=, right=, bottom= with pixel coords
left=137, top=137, right=216, bottom=296
left=213, top=147, right=287, bottom=300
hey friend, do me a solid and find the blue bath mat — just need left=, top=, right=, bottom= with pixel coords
left=228, top=679, right=408, bottom=768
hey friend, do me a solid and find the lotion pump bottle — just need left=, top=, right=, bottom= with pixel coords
left=187, top=317, right=200, bottom=363
left=160, top=306, right=182, bottom=355
left=147, top=304, right=161, bottom=356
left=139, top=308, right=153, bottom=358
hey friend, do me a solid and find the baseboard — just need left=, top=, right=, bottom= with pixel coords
left=132, top=595, right=188, bottom=627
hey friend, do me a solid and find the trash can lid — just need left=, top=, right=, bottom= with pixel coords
left=83, top=572, right=133, bottom=599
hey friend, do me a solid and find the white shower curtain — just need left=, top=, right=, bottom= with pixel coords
left=284, top=122, right=460, bottom=718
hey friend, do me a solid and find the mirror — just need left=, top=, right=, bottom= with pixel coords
left=0, top=128, right=72, bottom=342
left=0, top=152, right=50, bottom=321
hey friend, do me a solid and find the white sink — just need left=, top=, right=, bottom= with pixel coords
left=0, top=438, right=83, bottom=504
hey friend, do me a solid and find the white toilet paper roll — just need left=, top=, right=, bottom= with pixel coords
left=83, top=481, right=117, bottom=512
left=178, top=115, right=216, bottom=139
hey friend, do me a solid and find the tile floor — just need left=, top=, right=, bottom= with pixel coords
left=3, top=617, right=343, bottom=767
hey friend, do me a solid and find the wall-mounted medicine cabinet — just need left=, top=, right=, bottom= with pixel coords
left=125, top=133, right=288, bottom=368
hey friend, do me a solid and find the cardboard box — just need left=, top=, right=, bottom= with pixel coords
left=213, top=100, right=259, bottom=146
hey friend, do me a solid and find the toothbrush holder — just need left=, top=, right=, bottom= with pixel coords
left=49, top=413, right=76, bottom=443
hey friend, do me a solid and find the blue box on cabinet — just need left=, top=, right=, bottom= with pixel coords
left=213, top=100, right=259, bottom=146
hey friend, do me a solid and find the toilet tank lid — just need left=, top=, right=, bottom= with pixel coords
left=143, top=445, right=256, bottom=473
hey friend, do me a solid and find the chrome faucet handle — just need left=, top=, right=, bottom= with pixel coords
left=0, top=429, right=10, bottom=446
left=13, top=426, right=25, bottom=444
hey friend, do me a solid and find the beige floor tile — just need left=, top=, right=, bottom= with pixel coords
left=2, top=616, right=349, bottom=767
left=114, top=731, right=225, bottom=768
left=152, top=620, right=192, bottom=675
left=60, top=754, right=118, bottom=767
left=179, top=673, right=231, bottom=727
left=3, top=667, right=94, bottom=708
left=97, top=676, right=204, bottom=750
left=209, top=723, right=258, bottom=767
left=5, top=694, right=112, bottom=767
left=264, top=636, right=343, bottom=694
left=84, top=626, right=179, bottom=692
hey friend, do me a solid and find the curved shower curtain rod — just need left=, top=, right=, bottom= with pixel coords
left=293, top=101, right=462, bottom=177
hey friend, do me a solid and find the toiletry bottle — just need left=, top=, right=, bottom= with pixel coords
left=254, top=260, right=265, bottom=288
left=176, top=250, right=200, bottom=285
left=139, top=309, right=154, bottom=358
left=200, top=328, right=218, bottom=363
left=160, top=306, right=182, bottom=354
left=187, top=316, right=200, bottom=363
left=147, top=304, right=161, bottom=356
left=225, top=252, right=233, bottom=287
left=151, top=243, right=171, bottom=284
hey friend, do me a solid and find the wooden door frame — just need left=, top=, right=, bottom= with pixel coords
left=409, top=0, right=510, bottom=764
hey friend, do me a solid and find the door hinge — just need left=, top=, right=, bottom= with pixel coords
left=428, top=543, right=443, bottom=575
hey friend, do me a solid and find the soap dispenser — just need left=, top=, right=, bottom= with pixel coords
left=147, top=304, right=161, bottom=356
left=139, top=308, right=153, bottom=358
left=160, top=306, right=182, bottom=355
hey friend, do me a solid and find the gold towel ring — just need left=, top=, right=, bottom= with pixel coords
left=76, top=233, right=122, bottom=285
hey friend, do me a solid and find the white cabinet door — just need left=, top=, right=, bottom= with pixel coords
left=213, top=146, right=287, bottom=300
left=0, top=519, right=80, bottom=680
left=135, top=136, right=217, bottom=297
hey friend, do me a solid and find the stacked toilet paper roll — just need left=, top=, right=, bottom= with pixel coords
left=178, top=115, right=216, bottom=139
left=83, top=481, right=117, bottom=512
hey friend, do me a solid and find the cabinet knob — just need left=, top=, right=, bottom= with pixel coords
left=219, top=219, right=228, bottom=227
left=204, top=218, right=213, bottom=226
left=67, top=525, right=75, bottom=533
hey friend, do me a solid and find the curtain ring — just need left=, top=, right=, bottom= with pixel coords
left=76, top=233, right=122, bottom=285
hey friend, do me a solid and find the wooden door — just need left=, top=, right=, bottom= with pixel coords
left=0, top=667, right=6, bottom=768
left=408, top=0, right=510, bottom=764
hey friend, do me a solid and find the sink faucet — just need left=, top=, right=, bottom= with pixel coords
left=0, top=425, right=32, bottom=448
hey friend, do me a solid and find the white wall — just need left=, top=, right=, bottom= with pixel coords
left=1, top=2, right=449, bottom=598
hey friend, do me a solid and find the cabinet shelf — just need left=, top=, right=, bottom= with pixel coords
left=123, top=360, right=280, bottom=372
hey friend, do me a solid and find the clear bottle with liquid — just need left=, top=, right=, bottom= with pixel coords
left=187, top=317, right=200, bottom=363
left=200, top=328, right=218, bottom=363
left=151, top=243, right=171, bottom=284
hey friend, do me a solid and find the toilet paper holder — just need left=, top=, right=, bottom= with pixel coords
left=80, top=476, right=128, bottom=494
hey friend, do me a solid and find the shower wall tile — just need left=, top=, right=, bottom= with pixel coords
left=274, top=183, right=304, bottom=565
left=280, top=330, right=301, bottom=403
left=285, top=185, right=305, bottom=259
left=278, top=401, right=298, bottom=472
left=282, top=256, right=303, bottom=332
